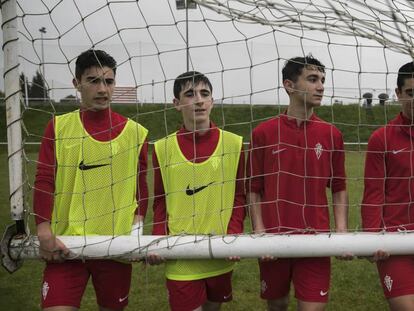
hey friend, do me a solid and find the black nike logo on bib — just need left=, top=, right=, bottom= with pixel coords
left=78, top=160, right=110, bottom=171
left=186, top=182, right=214, bottom=196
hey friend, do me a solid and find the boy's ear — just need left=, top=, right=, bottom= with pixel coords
left=283, top=79, right=294, bottom=95
left=173, top=98, right=181, bottom=111
left=73, top=78, right=81, bottom=91
left=395, top=87, right=401, bottom=100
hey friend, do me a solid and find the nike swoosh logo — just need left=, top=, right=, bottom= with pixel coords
left=78, top=160, right=109, bottom=171
left=186, top=182, right=214, bottom=196
left=272, top=148, right=286, bottom=155
left=223, top=293, right=232, bottom=300
left=392, top=148, right=407, bottom=154
left=320, top=290, right=328, bottom=296
left=118, top=295, right=128, bottom=302
left=64, top=143, right=80, bottom=149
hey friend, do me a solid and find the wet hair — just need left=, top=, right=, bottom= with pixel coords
left=75, top=49, right=116, bottom=80
left=173, top=71, right=213, bottom=99
left=397, top=62, right=414, bottom=90
left=282, top=55, right=325, bottom=82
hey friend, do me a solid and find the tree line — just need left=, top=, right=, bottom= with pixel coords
left=20, top=70, right=49, bottom=100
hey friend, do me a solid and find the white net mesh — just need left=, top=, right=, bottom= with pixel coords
left=2, top=0, right=414, bottom=263
left=4, top=0, right=414, bottom=309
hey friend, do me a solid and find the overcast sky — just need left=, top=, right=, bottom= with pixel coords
left=1, top=0, right=414, bottom=104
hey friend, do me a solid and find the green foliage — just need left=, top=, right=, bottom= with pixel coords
left=19, top=72, right=29, bottom=98
left=60, top=94, right=77, bottom=105
left=28, top=70, right=48, bottom=100
left=0, top=102, right=401, bottom=144
left=315, top=104, right=400, bottom=144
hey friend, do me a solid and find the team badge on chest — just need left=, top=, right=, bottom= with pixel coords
left=42, top=281, right=49, bottom=300
left=315, top=143, right=323, bottom=160
left=384, top=274, right=393, bottom=292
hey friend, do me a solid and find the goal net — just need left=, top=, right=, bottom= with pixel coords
left=2, top=0, right=414, bottom=268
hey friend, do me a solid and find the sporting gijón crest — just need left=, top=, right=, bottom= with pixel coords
left=315, top=143, right=323, bottom=160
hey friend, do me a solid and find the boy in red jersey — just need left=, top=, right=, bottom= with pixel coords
left=362, top=61, right=414, bottom=310
left=147, top=71, right=245, bottom=311
left=33, top=49, right=148, bottom=311
left=247, top=55, right=349, bottom=311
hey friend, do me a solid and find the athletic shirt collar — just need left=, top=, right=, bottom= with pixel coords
left=177, top=122, right=218, bottom=141
left=280, top=111, right=318, bottom=129
left=79, top=107, right=127, bottom=141
left=395, top=112, right=414, bottom=138
left=80, top=107, right=111, bottom=123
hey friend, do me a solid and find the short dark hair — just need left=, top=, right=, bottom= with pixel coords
left=282, top=55, right=325, bottom=82
left=173, top=71, right=213, bottom=99
left=397, top=62, right=414, bottom=90
left=75, top=49, right=117, bottom=80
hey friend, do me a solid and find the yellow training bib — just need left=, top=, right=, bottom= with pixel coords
left=155, top=129, right=242, bottom=280
left=52, top=110, right=148, bottom=236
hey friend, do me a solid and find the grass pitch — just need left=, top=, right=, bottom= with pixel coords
left=0, top=103, right=396, bottom=310
left=0, top=148, right=388, bottom=310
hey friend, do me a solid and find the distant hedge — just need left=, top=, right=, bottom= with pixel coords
left=0, top=102, right=401, bottom=145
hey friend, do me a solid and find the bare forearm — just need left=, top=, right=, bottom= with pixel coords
left=37, top=221, right=53, bottom=239
left=247, top=192, right=265, bottom=233
left=332, top=190, right=349, bottom=232
left=34, top=120, right=56, bottom=224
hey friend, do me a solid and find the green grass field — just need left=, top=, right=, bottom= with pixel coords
left=0, top=103, right=397, bottom=310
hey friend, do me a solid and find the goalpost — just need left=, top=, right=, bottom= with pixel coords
left=2, top=0, right=414, bottom=273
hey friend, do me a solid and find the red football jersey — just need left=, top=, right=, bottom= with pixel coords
left=247, top=113, right=346, bottom=233
left=362, top=112, right=414, bottom=232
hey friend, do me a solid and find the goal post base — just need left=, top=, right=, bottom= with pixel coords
left=1, top=223, right=24, bottom=273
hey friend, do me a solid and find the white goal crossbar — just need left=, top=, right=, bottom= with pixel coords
left=7, top=232, right=414, bottom=262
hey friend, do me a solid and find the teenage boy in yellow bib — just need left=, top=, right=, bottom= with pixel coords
left=148, top=71, right=246, bottom=311
left=33, top=49, right=149, bottom=311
